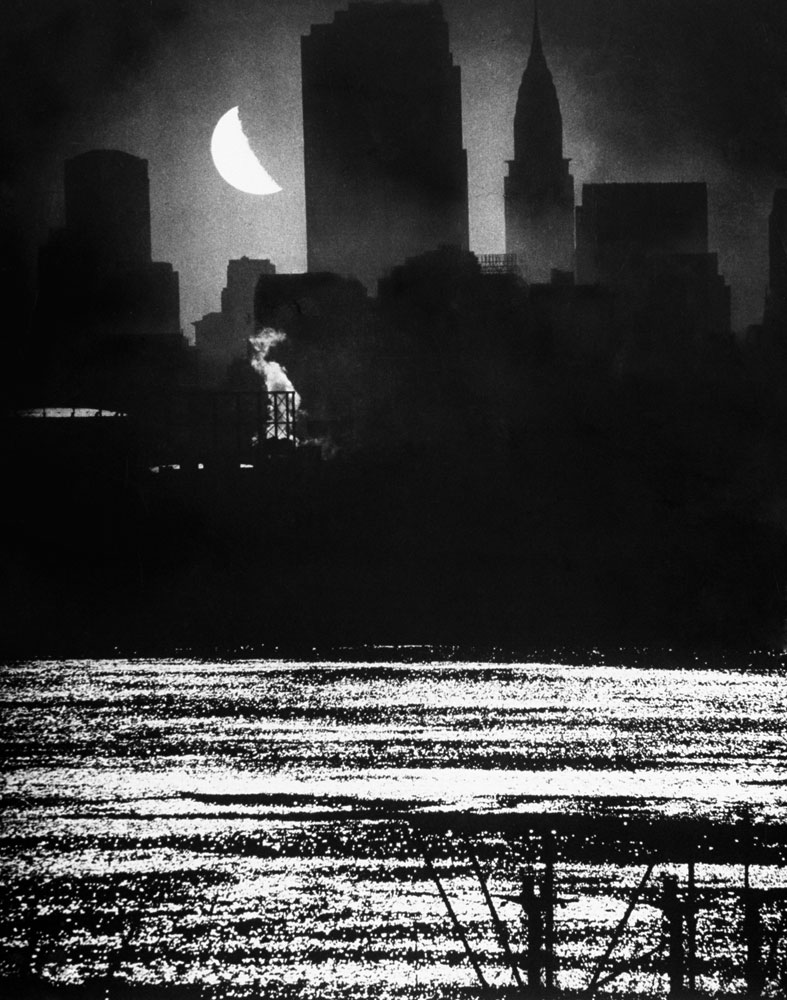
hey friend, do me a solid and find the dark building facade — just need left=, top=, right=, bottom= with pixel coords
left=253, top=271, right=371, bottom=444
left=64, top=150, right=152, bottom=268
left=763, top=190, right=787, bottom=343
left=37, top=150, right=180, bottom=341
left=33, top=150, right=185, bottom=410
left=528, top=277, right=618, bottom=364
left=301, top=2, right=469, bottom=293
left=575, top=182, right=710, bottom=283
left=575, top=182, right=731, bottom=355
left=769, top=190, right=787, bottom=297
left=194, top=257, right=277, bottom=380
left=255, top=271, right=368, bottom=335
left=504, top=3, right=574, bottom=282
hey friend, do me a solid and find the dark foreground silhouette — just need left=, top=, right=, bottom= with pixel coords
left=4, top=349, right=787, bottom=659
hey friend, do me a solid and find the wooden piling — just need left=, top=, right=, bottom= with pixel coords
left=543, top=832, right=556, bottom=992
left=686, top=854, right=697, bottom=995
left=663, top=874, right=684, bottom=998
left=743, top=889, right=764, bottom=998
left=522, top=873, right=543, bottom=990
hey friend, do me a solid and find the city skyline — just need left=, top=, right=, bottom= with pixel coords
left=4, top=0, right=787, bottom=336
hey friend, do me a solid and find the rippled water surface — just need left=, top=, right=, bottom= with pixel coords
left=1, top=660, right=786, bottom=996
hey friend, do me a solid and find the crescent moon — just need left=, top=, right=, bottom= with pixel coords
left=210, top=107, right=282, bottom=195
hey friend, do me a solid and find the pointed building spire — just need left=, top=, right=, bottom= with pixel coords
left=505, top=0, right=575, bottom=281
left=525, top=0, right=549, bottom=74
left=513, top=0, right=561, bottom=163
left=531, top=0, right=544, bottom=63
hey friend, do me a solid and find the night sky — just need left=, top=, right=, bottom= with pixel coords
left=4, top=0, right=787, bottom=335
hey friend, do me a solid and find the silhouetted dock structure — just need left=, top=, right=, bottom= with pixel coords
left=7, top=389, right=302, bottom=481
left=412, top=819, right=787, bottom=999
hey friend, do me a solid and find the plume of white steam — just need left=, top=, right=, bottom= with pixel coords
left=248, top=327, right=338, bottom=457
left=248, top=327, right=301, bottom=409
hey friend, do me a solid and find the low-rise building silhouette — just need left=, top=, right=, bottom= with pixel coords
left=255, top=271, right=368, bottom=335
left=194, top=257, right=277, bottom=381
left=575, top=182, right=710, bottom=282
left=575, top=182, right=731, bottom=361
left=528, top=275, right=618, bottom=365
left=252, top=271, right=371, bottom=445
left=477, top=253, right=522, bottom=277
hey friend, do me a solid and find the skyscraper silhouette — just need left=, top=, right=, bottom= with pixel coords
left=769, top=192, right=787, bottom=295
left=575, top=183, right=711, bottom=284
left=64, top=150, right=152, bottom=268
left=504, top=2, right=574, bottom=282
left=37, top=150, right=180, bottom=341
left=763, top=190, right=787, bottom=343
left=301, top=2, right=469, bottom=293
left=575, top=182, right=731, bottom=347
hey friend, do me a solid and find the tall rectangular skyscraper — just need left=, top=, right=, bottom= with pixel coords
left=37, top=150, right=180, bottom=340
left=301, top=2, right=469, bottom=293
left=64, top=150, right=153, bottom=268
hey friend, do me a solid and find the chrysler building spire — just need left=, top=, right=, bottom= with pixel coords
left=530, top=1, right=544, bottom=64
left=505, top=2, right=574, bottom=282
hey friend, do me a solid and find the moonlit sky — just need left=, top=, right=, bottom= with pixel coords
left=4, top=0, right=787, bottom=335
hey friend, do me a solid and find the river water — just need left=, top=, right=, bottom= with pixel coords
left=1, top=659, right=786, bottom=997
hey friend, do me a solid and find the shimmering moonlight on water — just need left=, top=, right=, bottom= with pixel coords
left=1, top=661, right=786, bottom=997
